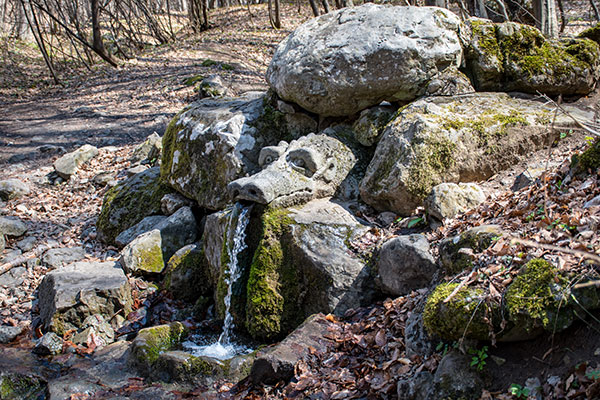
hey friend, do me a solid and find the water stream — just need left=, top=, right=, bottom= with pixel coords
left=182, top=203, right=252, bottom=360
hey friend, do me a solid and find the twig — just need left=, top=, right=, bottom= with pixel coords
left=0, top=243, right=58, bottom=275
left=539, top=93, right=600, bottom=137
left=443, top=269, right=478, bottom=303
left=508, top=236, right=600, bottom=265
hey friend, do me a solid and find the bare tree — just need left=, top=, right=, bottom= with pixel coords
left=533, top=0, right=559, bottom=37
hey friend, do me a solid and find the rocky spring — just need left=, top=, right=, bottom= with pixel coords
left=1, top=2, right=600, bottom=399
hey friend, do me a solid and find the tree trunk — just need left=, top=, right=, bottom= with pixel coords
left=308, top=0, right=319, bottom=16
left=321, top=0, right=330, bottom=13
left=91, top=0, right=118, bottom=65
left=425, top=0, right=447, bottom=7
left=533, top=0, right=559, bottom=38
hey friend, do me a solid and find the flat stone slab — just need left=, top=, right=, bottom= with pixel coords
left=38, top=261, right=132, bottom=335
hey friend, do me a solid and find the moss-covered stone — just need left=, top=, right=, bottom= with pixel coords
left=130, top=322, right=187, bottom=376
left=120, top=229, right=166, bottom=275
left=97, top=167, right=172, bottom=245
left=579, top=23, right=600, bottom=45
left=423, top=282, right=494, bottom=341
left=504, top=259, right=572, bottom=333
left=151, top=350, right=228, bottom=383
left=573, top=138, right=600, bottom=173
left=163, top=244, right=212, bottom=303
left=407, top=134, right=457, bottom=200
left=0, top=373, right=45, bottom=400
left=466, top=19, right=600, bottom=95
left=245, top=207, right=298, bottom=341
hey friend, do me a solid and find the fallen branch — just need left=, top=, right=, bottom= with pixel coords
left=0, top=243, right=58, bottom=276
left=539, top=93, right=600, bottom=137
left=508, top=236, right=600, bottom=265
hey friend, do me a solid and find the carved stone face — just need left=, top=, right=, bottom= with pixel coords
left=228, top=133, right=356, bottom=207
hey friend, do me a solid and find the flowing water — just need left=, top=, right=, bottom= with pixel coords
left=182, top=203, right=252, bottom=360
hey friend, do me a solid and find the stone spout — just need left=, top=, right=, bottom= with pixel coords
left=228, top=176, right=275, bottom=204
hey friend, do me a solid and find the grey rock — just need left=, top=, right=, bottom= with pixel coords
left=352, top=106, right=395, bottom=147
left=71, top=314, right=115, bottom=347
left=359, top=93, right=582, bottom=215
left=202, top=210, right=230, bottom=287
left=0, top=216, right=27, bottom=237
left=130, top=322, right=186, bottom=376
left=228, top=133, right=356, bottom=208
left=161, top=193, right=195, bottom=216
left=584, top=194, right=600, bottom=208
left=125, top=165, right=148, bottom=177
left=377, top=211, right=398, bottom=226
left=120, top=207, right=198, bottom=275
left=198, top=74, right=229, bottom=98
left=466, top=18, right=599, bottom=96
left=424, top=66, right=475, bottom=96
left=115, top=215, right=167, bottom=248
left=42, top=246, right=85, bottom=269
left=397, top=371, right=434, bottom=400
left=512, top=167, right=546, bottom=191
left=425, top=182, right=486, bottom=221
left=97, top=167, right=172, bottom=245
left=250, top=314, right=334, bottom=384
left=439, top=225, right=503, bottom=274
left=0, top=266, right=26, bottom=287
left=16, top=236, right=36, bottom=252
left=432, top=351, right=483, bottom=399
left=0, top=325, right=23, bottom=343
left=405, top=311, right=434, bottom=359
left=53, top=144, right=99, bottom=179
left=38, top=261, right=132, bottom=335
left=153, top=206, right=198, bottom=259
left=120, top=230, right=165, bottom=275
left=267, top=4, right=466, bottom=116
left=92, top=171, right=116, bottom=187
left=161, top=92, right=266, bottom=210
left=525, top=377, right=543, bottom=400
left=0, top=179, right=31, bottom=200
left=245, top=199, right=376, bottom=341
left=377, top=235, right=437, bottom=296
left=151, top=351, right=226, bottom=384
left=131, top=132, right=162, bottom=164
left=0, top=234, right=4, bottom=255
left=164, top=243, right=211, bottom=303
left=33, top=332, right=63, bottom=355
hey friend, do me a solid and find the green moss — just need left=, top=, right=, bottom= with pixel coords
left=249, top=92, right=293, bottom=144
left=137, top=244, right=165, bottom=274
left=183, top=75, right=204, bottom=86
left=579, top=23, right=600, bottom=44
left=407, top=135, right=457, bottom=199
left=132, top=322, right=187, bottom=367
left=423, top=282, right=493, bottom=340
left=186, top=355, right=228, bottom=376
left=221, top=63, right=234, bottom=71
left=440, top=227, right=501, bottom=274
left=471, top=20, right=503, bottom=63
left=245, top=207, right=300, bottom=341
left=160, top=112, right=187, bottom=182
left=0, top=374, right=44, bottom=400
left=505, top=259, right=570, bottom=332
left=201, top=59, right=217, bottom=67
left=575, top=138, right=600, bottom=172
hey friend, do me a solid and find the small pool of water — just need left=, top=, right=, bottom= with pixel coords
left=181, top=334, right=253, bottom=360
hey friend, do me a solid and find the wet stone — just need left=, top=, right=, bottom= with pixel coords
left=33, top=332, right=63, bottom=356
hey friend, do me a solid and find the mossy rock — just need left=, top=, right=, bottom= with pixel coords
left=130, top=322, right=187, bottom=376
left=466, top=19, right=600, bottom=95
left=504, top=259, right=573, bottom=334
left=359, top=93, right=582, bottom=215
left=160, top=92, right=295, bottom=210
left=0, top=373, right=45, bottom=400
left=163, top=243, right=212, bottom=303
left=120, top=229, right=165, bottom=275
left=97, top=167, right=172, bottom=245
left=579, top=22, right=600, bottom=45
left=572, top=138, right=600, bottom=173
left=423, top=282, right=496, bottom=341
left=150, top=350, right=228, bottom=384
left=439, top=225, right=503, bottom=274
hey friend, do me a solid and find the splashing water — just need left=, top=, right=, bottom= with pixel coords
left=182, top=203, right=252, bottom=360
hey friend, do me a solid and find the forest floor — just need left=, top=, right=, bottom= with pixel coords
left=1, top=2, right=600, bottom=400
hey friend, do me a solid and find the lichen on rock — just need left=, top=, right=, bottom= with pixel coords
left=130, top=322, right=187, bottom=376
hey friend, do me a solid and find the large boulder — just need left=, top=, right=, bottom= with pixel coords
left=359, top=93, right=583, bottom=215
left=245, top=199, right=376, bottom=341
left=97, top=167, right=172, bottom=245
left=266, top=4, right=467, bottom=116
left=161, top=92, right=311, bottom=210
left=0, top=179, right=30, bottom=201
left=38, top=261, right=132, bottom=335
left=466, top=18, right=600, bottom=95
left=163, top=243, right=211, bottom=303
left=425, top=182, right=486, bottom=221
